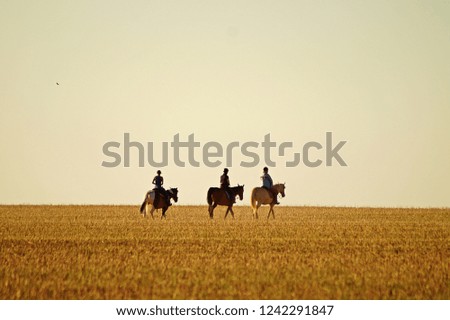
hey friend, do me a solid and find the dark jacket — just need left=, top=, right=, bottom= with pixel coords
left=220, top=174, right=230, bottom=188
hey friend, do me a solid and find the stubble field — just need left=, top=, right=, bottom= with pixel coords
left=0, top=205, right=448, bottom=299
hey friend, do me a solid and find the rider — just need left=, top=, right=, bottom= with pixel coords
left=152, top=170, right=171, bottom=207
left=261, top=167, right=279, bottom=205
left=220, top=168, right=235, bottom=203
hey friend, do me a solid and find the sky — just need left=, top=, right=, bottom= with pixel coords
left=1, top=0, right=449, bottom=207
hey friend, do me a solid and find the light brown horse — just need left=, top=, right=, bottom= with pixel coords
left=250, top=183, right=285, bottom=219
left=207, top=185, right=244, bottom=219
left=139, top=188, right=178, bottom=219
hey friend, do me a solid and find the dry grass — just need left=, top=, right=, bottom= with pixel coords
left=0, top=205, right=448, bottom=299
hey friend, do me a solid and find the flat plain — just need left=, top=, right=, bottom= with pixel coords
left=0, top=205, right=448, bottom=299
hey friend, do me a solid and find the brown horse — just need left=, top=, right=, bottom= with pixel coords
left=207, top=185, right=244, bottom=219
left=139, top=187, right=178, bottom=219
left=250, top=183, right=285, bottom=219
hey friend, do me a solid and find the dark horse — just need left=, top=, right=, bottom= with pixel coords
left=207, top=185, right=244, bottom=219
left=139, top=187, right=178, bottom=219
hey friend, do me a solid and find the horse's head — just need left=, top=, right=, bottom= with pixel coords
left=168, top=188, right=178, bottom=203
left=236, top=184, right=244, bottom=201
left=276, top=183, right=286, bottom=198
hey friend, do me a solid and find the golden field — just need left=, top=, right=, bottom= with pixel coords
left=0, top=205, right=448, bottom=299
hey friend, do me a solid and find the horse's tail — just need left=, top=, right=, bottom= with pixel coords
left=250, top=188, right=257, bottom=210
left=140, top=192, right=150, bottom=213
left=207, top=188, right=214, bottom=205
left=139, top=199, right=146, bottom=213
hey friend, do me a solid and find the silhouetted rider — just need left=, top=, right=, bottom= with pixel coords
left=220, top=168, right=234, bottom=203
left=261, top=167, right=279, bottom=204
left=152, top=170, right=171, bottom=207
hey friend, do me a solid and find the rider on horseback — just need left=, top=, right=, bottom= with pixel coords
left=261, top=167, right=279, bottom=204
left=152, top=170, right=171, bottom=207
left=220, top=168, right=235, bottom=203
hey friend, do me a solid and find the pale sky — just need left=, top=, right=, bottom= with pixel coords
left=1, top=0, right=449, bottom=207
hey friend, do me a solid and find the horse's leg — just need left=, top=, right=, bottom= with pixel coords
left=268, top=204, right=274, bottom=219
left=252, top=200, right=258, bottom=218
left=230, top=206, right=235, bottom=219
left=161, top=207, right=167, bottom=219
left=145, top=202, right=151, bottom=218
left=255, top=202, right=262, bottom=219
left=210, top=203, right=217, bottom=219
left=150, top=205, right=155, bottom=219
left=225, top=206, right=233, bottom=219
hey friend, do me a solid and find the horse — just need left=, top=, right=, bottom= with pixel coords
left=207, top=185, right=244, bottom=219
left=250, top=183, right=286, bottom=219
left=139, top=187, right=178, bottom=219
